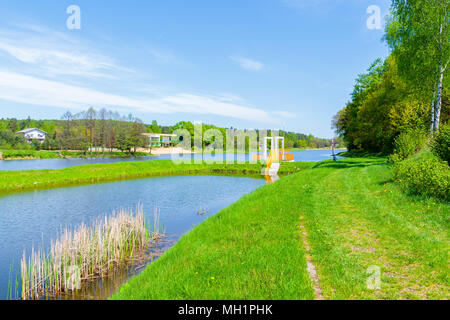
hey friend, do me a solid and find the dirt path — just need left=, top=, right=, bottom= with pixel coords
left=300, top=217, right=325, bottom=300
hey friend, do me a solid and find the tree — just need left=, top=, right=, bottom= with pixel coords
left=149, top=120, right=162, bottom=133
left=385, top=0, right=449, bottom=132
left=61, top=111, right=73, bottom=150
left=31, top=139, right=41, bottom=151
left=85, top=107, right=97, bottom=153
left=8, top=118, right=18, bottom=133
left=98, top=108, right=108, bottom=154
left=333, top=56, right=429, bottom=153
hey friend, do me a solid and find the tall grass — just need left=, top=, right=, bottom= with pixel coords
left=20, top=204, right=162, bottom=300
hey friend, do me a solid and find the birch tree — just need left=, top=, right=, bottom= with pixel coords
left=385, top=0, right=449, bottom=132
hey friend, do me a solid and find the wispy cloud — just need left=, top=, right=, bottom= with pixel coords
left=0, top=42, right=126, bottom=78
left=0, top=71, right=280, bottom=123
left=230, top=56, right=264, bottom=71
left=146, top=47, right=178, bottom=64
left=0, top=25, right=128, bottom=79
left=272, top=110, right=296, bottom=118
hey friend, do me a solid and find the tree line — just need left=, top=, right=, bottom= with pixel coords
left=0, top=110, right=334, bottom=153
left=334, top=0, right=449, bottom=153
left=0, top=108, right=149, bottom=154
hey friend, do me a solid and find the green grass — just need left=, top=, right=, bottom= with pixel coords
left=0, top=150, right=60, bottom=159
left=112, top=157, right=449, bottom=300
left=337, top=151, right=386, bottom=158
left=0, top=160, right=310, bottom=193
left=111, top=175, right=316, bottom=300
left=0, top=149, right=151, bottom=160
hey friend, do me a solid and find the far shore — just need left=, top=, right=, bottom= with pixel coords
left=0, top=147, right=347, bottom=161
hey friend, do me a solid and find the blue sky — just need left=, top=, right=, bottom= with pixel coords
left=0, top=0, right=390, bottom=138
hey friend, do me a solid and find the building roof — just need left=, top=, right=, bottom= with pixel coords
left=16, top=128, right=47, bottom=134
left=142, top=133, right=177, bottom=138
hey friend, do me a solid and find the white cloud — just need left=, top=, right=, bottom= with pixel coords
left=0, top=71, right=280, bottom=123
left=0, top=26, right=128, bottom=79
left=230, top=56, right=264, bottom=71
left=0, top=42, right=125, bottom=78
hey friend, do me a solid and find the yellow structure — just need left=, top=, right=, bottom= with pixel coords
left=252, top=136, right=295, bottom=179
left=252, top=136, right=295, bottom=162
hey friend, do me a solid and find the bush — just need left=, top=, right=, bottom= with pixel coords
left=394, top=152, right=450, bottom=201
left=31, top=139, right=41, bottom=151
left=431, top=123, right=450, bottom=164
left=0, top=130, right=27, bottom=148
left=1, top=150, right=36, bottom=159
left=390, top=128, right=428, bottom=162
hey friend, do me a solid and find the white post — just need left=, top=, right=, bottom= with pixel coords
left=263, top=137, right=268, bottom=160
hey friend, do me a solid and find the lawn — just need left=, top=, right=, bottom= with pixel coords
left=0, top=149, right=150, bottom=160
left=112, top=157, right=449, bottom=300
left=0, top=160, right=310, bottom=193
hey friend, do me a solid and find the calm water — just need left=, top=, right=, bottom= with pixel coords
left=0, top=150, right=346, bottom=171
left=0, top=175, right=264, bottom=299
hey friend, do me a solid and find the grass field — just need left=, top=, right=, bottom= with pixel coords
left=0, top=149, right=150, bottom=160
left=112, top=157, right=449, bottom=300
left=0, top=160, right=309, bottom=193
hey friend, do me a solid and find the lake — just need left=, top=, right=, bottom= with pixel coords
left=0, top=149, right=346, bottom=171
left=0, top=175, right=264, bottom=299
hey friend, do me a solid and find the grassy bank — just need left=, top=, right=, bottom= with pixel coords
left=112, top=157, right=449, bottom=300
left=0, top=160, right=309, bottom=194
left=0, top=149, right=151, bottom=160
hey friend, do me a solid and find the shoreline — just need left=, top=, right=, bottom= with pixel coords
left=0, top=148, right=347, bottom=161
left=0, top=151, right=154, bottom=161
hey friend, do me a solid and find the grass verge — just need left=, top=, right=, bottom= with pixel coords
left=0, top=160, right=310, bottom=194
left=0, top=149, right=150, bottom=160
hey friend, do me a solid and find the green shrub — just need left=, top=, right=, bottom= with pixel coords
left=394, top=152, right=449, bottom=201
left=431, top=123, right=450, bottom=164
left=390, top=128, right=429, bottom=163
left=31, top=139, right=41, bottom=151
left=1, top=150, right=36, bottom=159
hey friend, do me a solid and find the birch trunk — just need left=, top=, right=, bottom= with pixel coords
left=434, top=67, right=444, bottom=131
left=430, top=84, right=437, bottom=132
left=434, top=22, right=444, bottom=132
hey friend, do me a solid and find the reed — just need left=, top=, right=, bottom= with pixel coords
left=19, top=204, right=162, bottom=300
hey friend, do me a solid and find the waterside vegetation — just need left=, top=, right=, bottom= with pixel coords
left=19, top=204, right=162, bottom=300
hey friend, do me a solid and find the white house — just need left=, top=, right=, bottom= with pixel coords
left=141, top=133, right=177, bottom=147
left=16, top=128, right=47, bottom=143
